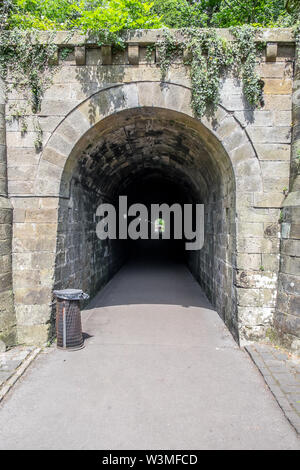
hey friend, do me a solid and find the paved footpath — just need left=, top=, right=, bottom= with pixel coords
left=246, top=343, right=300, bottom=434
left=0, top=261, right=299, bottom=450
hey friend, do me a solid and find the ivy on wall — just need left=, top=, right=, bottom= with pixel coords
left=157, top=26, right=264, bottom=118
left=0, top=25, right=266, bottom=125
left=0, top=0, right=298, bottom=147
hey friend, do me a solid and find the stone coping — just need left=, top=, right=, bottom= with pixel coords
left=2, top=28, right=295, bottom=46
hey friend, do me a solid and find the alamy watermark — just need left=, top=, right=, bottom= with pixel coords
left=95, top=196, right=204, bottom=251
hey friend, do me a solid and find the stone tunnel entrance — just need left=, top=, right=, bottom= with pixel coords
left=54, top=106, right=238, bottom=341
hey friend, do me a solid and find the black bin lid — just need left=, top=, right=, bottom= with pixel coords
left=53, top=289, right=89, bottom=300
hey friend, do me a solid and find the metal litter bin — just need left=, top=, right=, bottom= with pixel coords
left=53, top=289, right=89, bottom=351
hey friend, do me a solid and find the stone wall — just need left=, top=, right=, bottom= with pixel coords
left=0, top=78, right=16, bottom=349
left=0, top=29, right=298, bottom=350
left=275, top=40, right=300, bottom=352
left=54, top=183, right=124, bottom=312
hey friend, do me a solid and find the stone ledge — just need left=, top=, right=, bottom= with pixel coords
left=2, top=28, right=295, bottom=46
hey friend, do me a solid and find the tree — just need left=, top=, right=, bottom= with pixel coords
left=2, top=0, right=296, bottom=32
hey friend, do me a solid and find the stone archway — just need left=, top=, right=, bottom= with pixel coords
left=36, top=82, right=262, bottom=197
left=14, top=81, right=264, bottom=345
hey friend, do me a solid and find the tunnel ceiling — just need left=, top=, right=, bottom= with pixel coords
left=70, top=107, right=233, bottom=201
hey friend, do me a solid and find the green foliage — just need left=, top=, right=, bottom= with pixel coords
left=185, top=29, right=233, bottom=117
left=231, top=26, right=264, bottom=107
left=0, top=0, right=297, bottom=144
left=207, top=0, right=291, bottom=27
left=72, top=0, right=163, bottom=45
left=157, top=29, right=182, bottom=80
left=6, top=0, right=163, bottom=45
left=158, top=26, right=263, bottom=117
left=153, top=0, right=294, bottom=28
left=0, top=29, right=57, bottom=113
left=2, top=0, right=296, bottom=33
left=152, top=0, right=209, bottom=28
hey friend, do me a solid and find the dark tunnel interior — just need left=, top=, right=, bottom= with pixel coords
left=122, top=173, right=194, bottom=263
left=54, top=107, right=238, bottom=339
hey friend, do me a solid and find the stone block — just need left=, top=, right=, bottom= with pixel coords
left=39, top=100, right=80, bottom=116
left=13, top=236, right=56, bottom=253
left=247, top=126, right=291, bottom=143
left=40, top=147, right=66, bottom=168
left=263, top=94, right=292, bottom=110
left=262, top=253, right=280, bottom=271
left=101, top=45, right=112, bottom=65
left=7, top=147, right=40, bottom=166
left=75, top=46, right=86, bottom=66
left=35, top=176, right=61, bottom=197
left=261, top=161, right=290, bottom=180
left=7, top=165, right=37, bottom=181
left=237, top=288, right=260, bottom=306
left=255, top=143, right=290, bottom=161
left=264, top=222, right=279, bottom=237
left=222, top=128, right=248, bottom=153
left=12, top=252, right=32, bottom=271
left=31, top=252, right=56, bottom=270
left=0, top=223, right=12, bottom=240
left=274, top=110, right=292, bottom=126
left=236, top=253, right=262, bottom=270
left=237, top=222, right=264, bottom=238
left=280, top=255, right=300, bottom=276
left=128, top=45, right=139, bottom=65
left=278, top=273, right=300, bottom=296
left=239, top=306, right=273, bottom=326
left=0, top=238, right=11, bottom=257
left=237, top=287, right=276, bottom=307
left=38, top=160, right=63, bottom=181
left=264, top=78, right=292, bottom=94
left=44, top=84, right=72, bottom=100
left=25, top=208, right=57, bottom=223
left=0, top=254, right=11, bottom=273
left=17, top=324, right=49, bottom=346
left=239, top=207, right=279, bottom=223
left=275, top=313, right=300, bottom=337
left=236, top=270, right=276, bottom=289
left=16, top=304, right=51, bottom=326
left=0, top=272, right=13, bottom=293
left=234, top=110, right=274, bottom=128
left=13, top=209, right=25, bottom=223
left=8, top=181, right=34, bottom=195
left=14, top=286, right=52, bottom=305
left=259, top=62, right=293, bottom=78
left=46, top=133, right=74, bottom=158
left=237, top=237, right=279, bottom=254
left=281, top=239, right=300, bottom=257
left=14, top=270, right=42, bottom=289
left=266, top=43, right=278, bottom=62
left=6, top=131, right=50, bottom=148
left=289, top=295, right=300, bottom=317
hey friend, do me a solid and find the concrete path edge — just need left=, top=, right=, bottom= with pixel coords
left=245, top=345, right=300, bottom=435
left=0, top=348, right=41, bottom=403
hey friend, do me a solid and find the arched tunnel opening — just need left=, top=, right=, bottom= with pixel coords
left=54, top=107, right=238, bottom=340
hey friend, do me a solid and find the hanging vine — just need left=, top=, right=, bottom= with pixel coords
left=0, top=29, right=76, bottom=150
left=0, top=30, right=58, bottom=112
left=0, top=24, right=275, bottom=142
left=157, top=25, right=264, bottom=118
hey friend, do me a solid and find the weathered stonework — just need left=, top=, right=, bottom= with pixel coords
left=0, top=78, right=16, bottom=348
left=275, top=40, right=300, bottom=353
left=0, top=29, right=299, bottom=351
